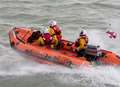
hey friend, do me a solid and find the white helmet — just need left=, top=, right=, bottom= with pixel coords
left=80, top=30, right=87, bottom=36
left=48, top=20, right=57, bottom=27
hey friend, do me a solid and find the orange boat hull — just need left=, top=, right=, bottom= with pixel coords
left=8, top=27, right=120, bottom=67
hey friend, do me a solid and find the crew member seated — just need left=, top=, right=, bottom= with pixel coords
left=27, top=30, right=41, bottom=43
left=27, top=30, right=45, bottom=46
left=75, top=30, right=88, bottom=57
left=36, top=32, right=45, bottom=46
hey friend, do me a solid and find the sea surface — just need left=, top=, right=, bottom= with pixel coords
left=0, top=0, right=120, bottom=87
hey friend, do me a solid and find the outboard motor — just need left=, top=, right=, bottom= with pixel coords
left=85, top=45, right=102, bottom=61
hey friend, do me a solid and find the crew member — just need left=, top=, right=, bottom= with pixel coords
left=75, top=30, right=88, bottom=57
left=36, top=32, right=45, bottom=46
left=44, top=20, right=62, bottom=49
left=48, top=20, right=62, bottom=37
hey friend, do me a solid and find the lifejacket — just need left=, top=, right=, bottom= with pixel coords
left=76, top=35, right=88, bottom=50
left=48, top=25, right=62, bottom=48
left=48, top=25, right=61, bottom=36
left=36, top=36, right=45, bottom=46
left=43, top=32, right=61, bottom=45
left=43, top=33, right=51, bottom=45
left=56, top=34, right=62, bottom=41
left=51, top=35, right=59, bottom=46
left=50, top=34, right=62, bottom=48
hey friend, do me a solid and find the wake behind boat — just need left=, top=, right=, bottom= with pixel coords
left=8, top=27, right=120, bottom=68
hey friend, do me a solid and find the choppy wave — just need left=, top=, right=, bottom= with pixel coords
left=0, top=64, right=120, bottom=87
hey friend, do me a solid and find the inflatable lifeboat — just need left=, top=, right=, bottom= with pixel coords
left=8, top=27, right=120, bottom=67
